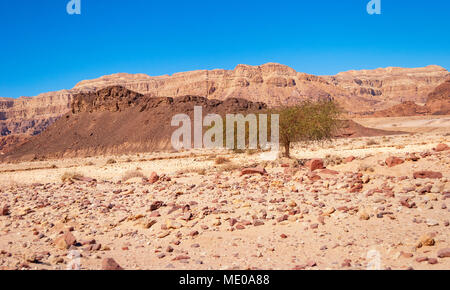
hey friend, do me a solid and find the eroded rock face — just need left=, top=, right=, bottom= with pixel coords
left=323, top=65, right=449, bottom=111
left=426, top=77, right=450, bottom=115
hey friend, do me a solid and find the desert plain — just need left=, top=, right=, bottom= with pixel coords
left=0, top=115, right=449, bottom=270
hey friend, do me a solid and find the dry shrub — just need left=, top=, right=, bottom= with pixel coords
left=358, top=164, right=375, bottom=173
left=215, top=156, right=230, bottom=165
left=61, top=172, right=84, bottom=182
left=219, top=163, right=241, bottom=173
left=366, top=140, right=379, bottom=146
left=121, top=170, right=144, bottom=182
left=106, top=158, right=117, bottom=165
left=324, top=155, right=343, bottom=166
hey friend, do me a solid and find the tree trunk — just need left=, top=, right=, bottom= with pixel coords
left=284, top=142, right=290, bottom=158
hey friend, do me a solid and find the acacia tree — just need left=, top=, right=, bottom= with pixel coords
left=274, top=100, right=342, bottom=158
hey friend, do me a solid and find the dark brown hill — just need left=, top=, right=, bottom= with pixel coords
left=2, top=86, right=267, bottom=160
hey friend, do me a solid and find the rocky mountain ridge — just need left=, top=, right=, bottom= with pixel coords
left=1, top=63, right=448, bottom=140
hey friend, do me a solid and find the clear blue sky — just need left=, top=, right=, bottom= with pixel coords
left=1, top=0, right=449, bottom=98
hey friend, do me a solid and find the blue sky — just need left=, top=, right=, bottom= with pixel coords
left=1, top=0, right=449, bottom=98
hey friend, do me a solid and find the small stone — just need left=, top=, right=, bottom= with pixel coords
left=435, top=143, right=449, bottom=152
left=418, top=235, right=435, bottom=247
left=241, top=167, right=267, bottom=176
left=54, top=232, right=77, bottom=250
left=385, top=157, right=404, bottom=167
left=149, top=172, right=159, bottom=184
left=102, top=258, right=123, bottom=270
left=415, top=257, right=428, bottom=263
left=305, top=159, right=324, bottom=171
left=428, top=258, right=438, bottom=265
left=426, top=219, right=439, bottom=227
left=1, top=205, right=10, bottom=216
left=359, top=212, right=370, bottom=220
left=413, top=171, right=443, bottom=179
left=306, top=260, right=317, bottom=267
left=253, top=220, right=264, bottom=226
left=437, top=248, right=450, bottom=258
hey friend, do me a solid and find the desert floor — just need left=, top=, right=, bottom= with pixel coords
left=0, top=115, right=449, bottom=270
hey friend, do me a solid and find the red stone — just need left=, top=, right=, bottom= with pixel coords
left=1, top=205, right=9, bottom=216
left=320, top=169, right=339, bottom=175
left=385, top=157, right=404, bottom=167
left=344, top=156, right=356, bottom=163
left=413, top=171, right=443, bottom=179
left=102, top=258, right=123, bottom=270
left=149, top=172, right=159, bottom=184
left=240, top=167, right=267, bottom=176
left=437, top=248, right=450, bottom=258
left=305, top=159, right=324, bottom=171
left=435, top=143, right=449, bottom=152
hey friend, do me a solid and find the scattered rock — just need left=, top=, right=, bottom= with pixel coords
left=385, top=157, right=404, bottom=167
left=149, top=172, right=159, bottom=184
left=102, top=258, right=123, bottom=270
left=305, top=159, right=324, bottom=171
left=437, top=248, right=450, bottom=258
left=54, top=232, right=77, bottom=250
left=435, top=143, right=449, bottom=152
left=1, top=205, right=9, bottom=216
left=241, top=167, right=267, bottom=176
left=413, top=171, right=443, bottom=179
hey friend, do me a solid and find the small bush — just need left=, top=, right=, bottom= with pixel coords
left=106, top=158, right=117, bottom=165
left=215, top=156, right=230, bottom=165
left=61, top=172, right=84, bottom=182
left=366, top=140, right=379, bottom=146
left=219, top=163, right=241, bottom=173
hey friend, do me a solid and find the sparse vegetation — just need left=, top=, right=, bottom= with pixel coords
left=366, top=139, right=379, bottom=146
left=106, top=158, right=117, bottom=165
left=121, top=170, right=144, bottom=182
left=272, top=100, right=342, bottom=158
left=61, top=171, right=84, bottom=182
left=215, top=156, right=230, bottom=165
left=218, top=162, right=241, bottom=173
left=358, top=164, right=375, bottom=173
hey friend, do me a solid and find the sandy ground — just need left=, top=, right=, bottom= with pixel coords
left=0, top=116, right=449, bottom=270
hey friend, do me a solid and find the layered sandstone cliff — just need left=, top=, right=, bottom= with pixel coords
left=323, top=65, right=449, bottom=110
